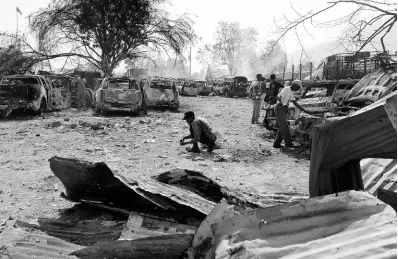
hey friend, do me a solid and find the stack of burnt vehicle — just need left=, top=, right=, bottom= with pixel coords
left=0, top=71, right=101, bottom=118
left=0, top=73, right=72, bottom=117
left=264, top=51, right=397, bottom=147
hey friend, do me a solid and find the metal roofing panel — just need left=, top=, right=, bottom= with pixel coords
left=0, top=227, right=83, bottom=259
left=49, top=157, right=215, bottom=218
left=210, top=191, right=397, bottom=259
left=16, top=217, right=125, bottom=246
left=309, top=91, right=397, bottom=197
left=361, top=158, right=397, bottom=195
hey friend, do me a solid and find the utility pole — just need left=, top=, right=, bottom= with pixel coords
left=189, top=46, right=192, bottom=79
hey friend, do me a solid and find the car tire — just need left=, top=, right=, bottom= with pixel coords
left=36, top=98, right=46, bottom=115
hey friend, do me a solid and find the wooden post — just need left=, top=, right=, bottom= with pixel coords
left=291, top=65, right=294, bottom=80
left=283, top=66, right=285, bottom=80
left=364, top=58, right=367, bottom=75
left=299, top=63, right=302, bottom=80
left=310, top=62, right=313, bottom=80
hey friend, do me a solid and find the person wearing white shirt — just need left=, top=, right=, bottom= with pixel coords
left=273, top=82, right=312, bottom=148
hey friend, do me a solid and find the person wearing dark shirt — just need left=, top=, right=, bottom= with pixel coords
left=264, top=74, right=283, bottom=104
left=180, top=111, right=217, bottom=153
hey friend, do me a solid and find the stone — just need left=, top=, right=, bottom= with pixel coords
left=51, top=121, right=62, bottom=128
left=64, top=118, right=70, bottom=121
left=70, top=123, right=77, bottom=129
left=90, top=122, right=103, bottom=130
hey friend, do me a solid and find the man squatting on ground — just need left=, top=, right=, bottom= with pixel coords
left=180, top=111, right=217, bottom=153
left=272, top=81, right=312, bottom=148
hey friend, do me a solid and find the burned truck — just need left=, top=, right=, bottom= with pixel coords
left=224, top=76, right=249, bottom=98
left=0, top=74, right=71, bottom=117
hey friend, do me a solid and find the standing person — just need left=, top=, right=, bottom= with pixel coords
left=76, top=75, right=87, bottom=111
left=180, top=111, right=217, bottom=153
left=264, top=74, right=284, bottom=104
left=273, top=83, right=312, bottom=148
left=249, top=74, right=263, bottom=124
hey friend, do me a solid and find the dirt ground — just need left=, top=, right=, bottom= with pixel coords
left=0, top=95, right=310, bottom=223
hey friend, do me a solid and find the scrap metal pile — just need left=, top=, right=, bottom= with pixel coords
left=264, top=59, right=397, bottom=148
left=0, top=142, right=396, bottom=258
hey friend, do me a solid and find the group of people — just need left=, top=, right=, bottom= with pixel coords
left=250, top=73, right=312, bottom=148
left=180, top=73, right=313, bottom=153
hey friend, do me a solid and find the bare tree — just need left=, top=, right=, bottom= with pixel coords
left=5, top=0, right=197, bottom=76
left=196, top=44, right=215, bottom=67
left=213, top=21, right=243, bottom=76
left=272, top=0, right=397, bottom=56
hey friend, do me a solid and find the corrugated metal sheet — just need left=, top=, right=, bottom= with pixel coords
left=361, top=158, right=397, bottom=195
left=49, top=157, right=215, bottom=219
left=16, top=217, right=125, bottom=246
left=0, top=227, right=83, bottom=259
left=209, top=191, right=397, bottom=259
left=309, top=91, right=397, bottom=196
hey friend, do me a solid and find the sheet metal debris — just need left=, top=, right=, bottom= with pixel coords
left=49, top=157, right=216, bottom=222
left=119, top=212, right=197, bottom=241
left=16, top=217, right=125, bottom=246
left=210, top=191, right=397, bottom=259
left=71, top=234, right=194, bottom=259
left=361, top=158, right=397, bottom=195
left=187, top=199, right=236, bottom=259
left=309, top=91, right=397, bottom=197
left=0, top=227, right=83, bottom=259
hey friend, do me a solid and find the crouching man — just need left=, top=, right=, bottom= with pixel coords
left=180, top=111, right=217, bottom=153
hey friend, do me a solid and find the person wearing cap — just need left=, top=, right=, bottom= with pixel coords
left=180, top=111, right=217, bottom=153
left=273, top=82, right=312, bottom=148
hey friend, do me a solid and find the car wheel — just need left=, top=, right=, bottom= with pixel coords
left=36, top=98, right=46, bottom=115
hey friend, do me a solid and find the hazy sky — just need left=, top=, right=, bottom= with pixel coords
left=0, top=0, right=396, bottom=73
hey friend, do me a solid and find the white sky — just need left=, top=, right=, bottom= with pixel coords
left=0, top=0, right=396, bottom=73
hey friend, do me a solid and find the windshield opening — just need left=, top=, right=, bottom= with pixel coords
left=150, top=81, right=172, bottom=89
left=1, top=77, right=40, bottom=85
left=108, top=80, right=130, bottom=89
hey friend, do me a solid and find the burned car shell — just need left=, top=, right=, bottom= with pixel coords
left=144, top=77, right=180, bottom=109
left=225, top=76, right=248, bottom=97
left=344, top=65, right=397, bottom=108
left=213, top=81, right=226, bottom=96
left=0, top=75, right=70, bottom=117
left=263, top=80, right=359, bottom=131
left=181, top=80, right=198, bottom=96
left=95, top=77, right=146, bottom=114
left=196, top=80, right=212, bottom=96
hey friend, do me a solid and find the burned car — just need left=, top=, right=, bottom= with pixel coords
left=263, top=79, right=359, bottom=132
left=144, top=77, right=180, bottom=110
left=224, top=76, right=249, bottom=97
left=213, top=81, right=227, bottom=96
left=0, top=74, right=71, bottom=117
left=94, top=77, right=147, bottom=115
left=180, top=80, right=198, bottom=96
left=196, top=80, right=212, bottom=96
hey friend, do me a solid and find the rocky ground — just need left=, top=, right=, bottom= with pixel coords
left=0, top=95, right=310, bottom=225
